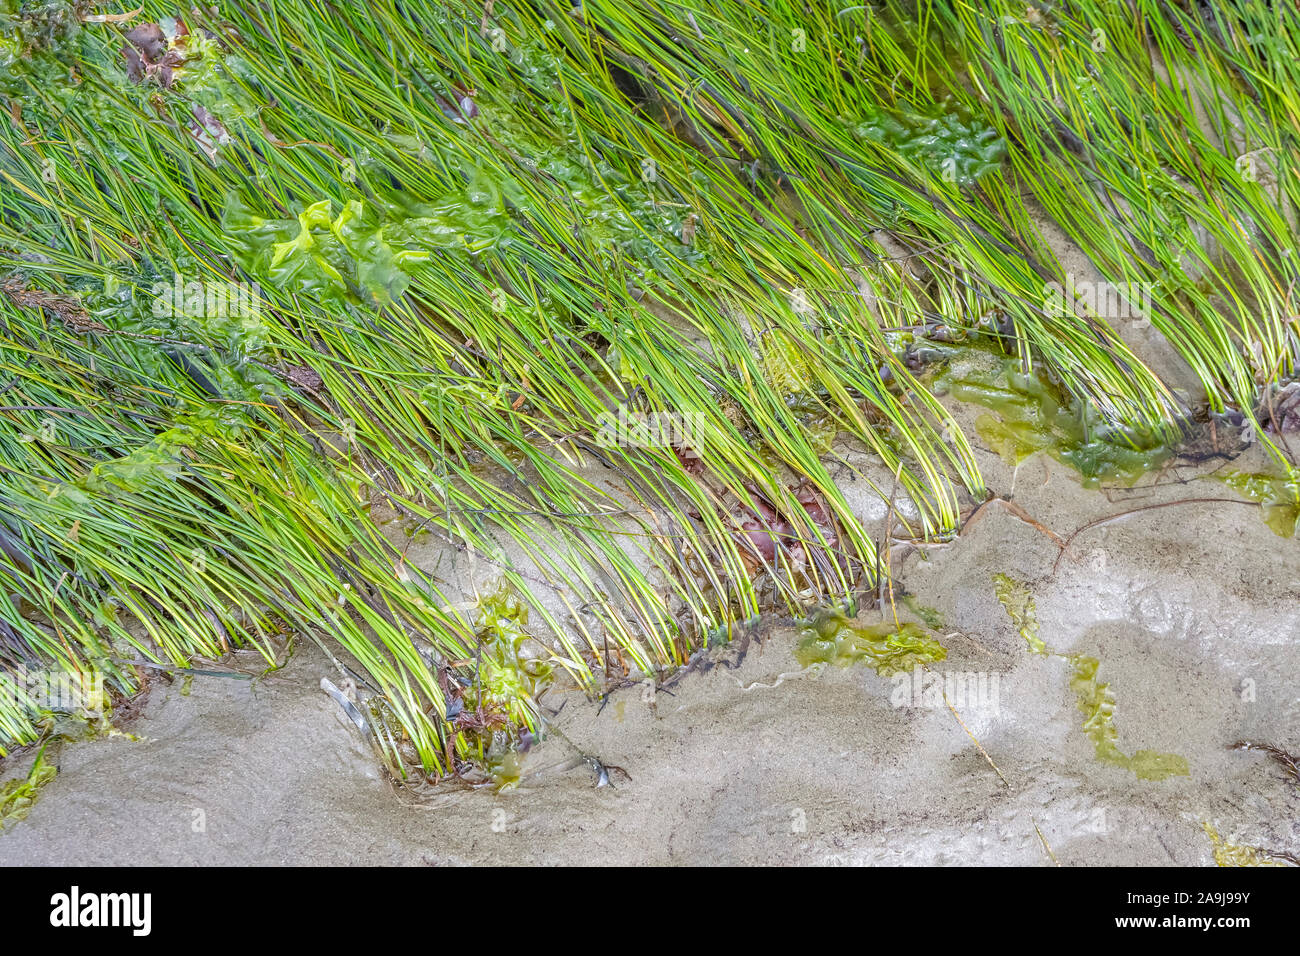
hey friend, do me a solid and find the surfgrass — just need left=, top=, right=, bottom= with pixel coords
left=0, top=0, right=1294, bottom=778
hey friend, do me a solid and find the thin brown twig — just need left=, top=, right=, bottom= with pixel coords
left=1052, top=497, right=1261, bottom=575
left=958, top=495, right=1064, bottom=547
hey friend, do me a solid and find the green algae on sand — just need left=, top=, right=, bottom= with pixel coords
left=795, top=609, right=946, bottom=675
left=0, top=743, right=57, bottom=830
left=1202, top=822, right=1289, bottom=867
left=993, top=575, right=1188, bottom=781
left=1069, top=655, right=1188, bottom=781
left=935, top=352, right=1172, bottom=488
left=1219, top=471, right=1300, bottom=538
left=992, top=573, right=1046, bottom=654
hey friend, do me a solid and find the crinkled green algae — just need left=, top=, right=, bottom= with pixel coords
left=992, top=573, right=1046, bottom=654
left=796, top=609, right=946, bottom=675
left=453, top=582, right=557, bottom=789
left=468, top=582, right=555, bottom=727
left=1220, top=471, right=1300, bottom=538
left=936, top=354, right=1172, bottom=488
left=759, top=329, right=818, bottom=396
left=0, top=742, right=57, bottom=830
left=1202, top=822, right=1288, bottom=867
left=851, top=102, right=1007, bottom=189
left=225, top=196, right=474, bottom=306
